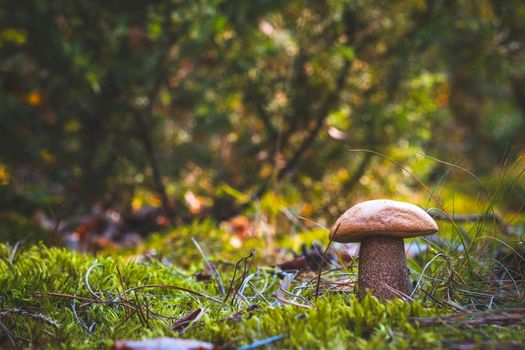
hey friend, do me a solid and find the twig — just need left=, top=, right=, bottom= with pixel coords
left=273, top=294, right=310, bottom=309
left=232, top=252, right=256, bottom=307
left=71, top=297, right=90, bottom=333
left=248, top=282, right=272, bottom=306
left=223, top=251, right=255, bottom=304
left=43, top=292, right=97, bottom=303
left=249, top=59, right=352, bottom=204
left=132, top=290, right=147, bottom=327
left=236, top=335, right=285, bottom=350
left=122, top=284, right=223, bottom=304
left=0, top=319, right=16, bottom=346
left=192, top=238, right=225, bottom=296
left=315, top=230, right=336, bottom=299
left=414, top=308, right=525, bottom=327
left=171, top=308, right=202, bottom=331
left=296, top=216, right=330, bottom=232
left=234, top=273, right=258, bottom=309
left=115, top=263, right=131, bottom=318
left=0, top=308, right=60, bottom=329
left=85, top=263, right=104, bottom=301
left=129, top=9, right=178, bottom=219
left=278, top=287, right=313, bottom=307
left=380, top=283, right=414, bottom=302
left=429, top=211, right=503, bottom=225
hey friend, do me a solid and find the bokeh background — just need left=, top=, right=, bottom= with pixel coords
left=1, top=0, right=524, bottom=244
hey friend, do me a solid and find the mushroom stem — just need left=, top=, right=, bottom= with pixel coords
left=358, top=236, right=411, bottom=300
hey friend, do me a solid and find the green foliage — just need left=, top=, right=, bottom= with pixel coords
left=0, top=212, right=60, bottom=245
left=1, top=0, right=524, bottom=218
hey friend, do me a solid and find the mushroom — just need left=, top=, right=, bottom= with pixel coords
left=330, top=199, right=438, bottom=300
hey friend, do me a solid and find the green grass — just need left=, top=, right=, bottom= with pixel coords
left=1, top=216, right=524, bottom=349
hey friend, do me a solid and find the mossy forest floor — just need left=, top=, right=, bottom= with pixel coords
left=1, top=217, right=524, bottom=349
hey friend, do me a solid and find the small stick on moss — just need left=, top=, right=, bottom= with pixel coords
left=414, top=308, right=525, bottom=327
left=0, top=308, right=60, bottom=328
left=192, top=237, right=225, bottom=296
left=132, top=291, right=148, bottom=327
left=278, top=287, right=313, bottom=307
left=171, top=308, right=202, bottom=331
left=236, top=334, right=285, bottom=350
left=123, top=284, right=223, bottom=304
left=71, top=297, right=90, bottom=333
left=231, top=252, right=256, bottom=307
left=0, top=319, right=16, bottom=346
left=248, top=282, right=272, bottom=306
left=223, top=250, right=255, bottom=304
left=115, top=263, right=131, bottom=319
left=44, top=292, right=138, bottom=312
left=315, top=226, right=336, bottom=300
left=42, top=292, right=95, bottom=303
left=380, top=282, right=414, bottom=302
left=273, top=294, right=310, bottom=309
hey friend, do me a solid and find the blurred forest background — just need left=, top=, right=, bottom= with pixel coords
left=1, top=0, right=525, bottom=245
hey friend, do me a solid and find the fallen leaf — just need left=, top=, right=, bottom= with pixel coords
left=171, top=309, right=202, bottom=331
left=225, top=216, right=253, bottom=238
left=113, top=337, right=215, bottom=350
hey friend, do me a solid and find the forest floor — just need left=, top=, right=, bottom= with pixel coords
left=1, top=209, right=524, bottom=349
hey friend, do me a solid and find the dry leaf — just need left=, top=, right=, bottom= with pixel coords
left=113, top=337, right=215, bottom=350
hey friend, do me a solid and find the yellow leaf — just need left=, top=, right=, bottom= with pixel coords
left=26, top=91, right=43, bottom=106
left=0, top=164, right=10, bottom=185
left=40, top=149, right=57, bottom=165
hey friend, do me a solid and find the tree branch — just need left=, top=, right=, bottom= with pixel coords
left=131, top=9, right=177, bottom=218
left=251, top=59, right=352, bottom=202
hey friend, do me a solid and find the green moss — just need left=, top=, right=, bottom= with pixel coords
left=188, top=296, right=440, bottom=349
left=0, top=243, right=216, bottom=349
left=1, top=240, right=524, bottom=349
